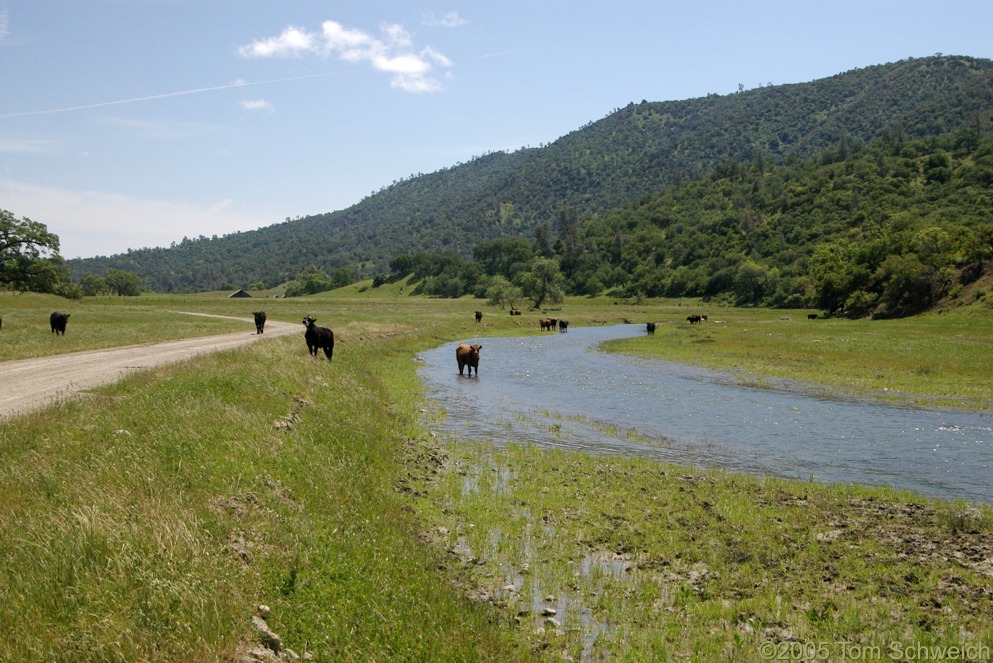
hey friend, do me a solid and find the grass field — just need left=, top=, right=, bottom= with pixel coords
left=1, top=287, right=991, bottom=661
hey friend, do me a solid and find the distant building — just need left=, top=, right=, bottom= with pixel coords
left=229, top=289, right=252, bottom=298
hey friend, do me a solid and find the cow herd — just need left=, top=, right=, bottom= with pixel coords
left=15, top=305, right=815, bottom=381
left=538, top=317, right=569, bottom=332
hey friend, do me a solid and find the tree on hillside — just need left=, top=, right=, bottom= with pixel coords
left=1, top=209, right=61, bottom=286
left=105, top=268, right=142, bottom=296
left=485, top=275, right=521, bottom=311
left=80, top=273, right=108, bottom=296
left=284, top=264, right=333, bottom=297
left=515, top=257, right=565, bottom=309
left=330, top=268, right=357, bottom=290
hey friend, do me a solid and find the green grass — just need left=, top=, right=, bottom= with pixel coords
left=2, top=290, right=992, bottom=660
left=413, top=442, right=993, bottom=660
left=604, top=306, right=993, bottom=410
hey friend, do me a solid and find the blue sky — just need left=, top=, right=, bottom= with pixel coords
left=2, top=1, right=991, bottom=260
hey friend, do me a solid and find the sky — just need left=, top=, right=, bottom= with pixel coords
left=2, top=1, right=992, bottom=260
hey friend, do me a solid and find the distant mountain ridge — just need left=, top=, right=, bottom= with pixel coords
left=67, top=55, right=993, bottom=293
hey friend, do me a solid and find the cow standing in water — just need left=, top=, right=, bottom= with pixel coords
left=456, top=343, right=482, bottom=376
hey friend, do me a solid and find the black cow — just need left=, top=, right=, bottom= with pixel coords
left=303, top=316, right=334, bottom=359
left=646, top=322, right=656, bottom=335
left=475, top=311, right=483, bottom=323
left=686, top=315, right=702, bottom=324
left=50, top=311, right=70, bottom=335
left=253, top=311, right=267, bottom=334
left=558, top=319, right=569, bottom=332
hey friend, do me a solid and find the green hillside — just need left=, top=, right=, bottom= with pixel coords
left=67, top=55, right=993, bottom=294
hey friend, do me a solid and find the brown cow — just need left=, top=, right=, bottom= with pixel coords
left=456, top=343, right=482, bottom=376
left=539, top=318, right=553, bottom=331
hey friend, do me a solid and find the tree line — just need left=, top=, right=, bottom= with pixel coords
left=1, top=208, right=143, bottom=297
left=382, top=127, right=993, bottom=318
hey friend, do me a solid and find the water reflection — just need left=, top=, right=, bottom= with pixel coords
left=417, top=324, right=993, bottom=503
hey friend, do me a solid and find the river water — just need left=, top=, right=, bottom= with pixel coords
left=417, top=324, right=993, bottom=503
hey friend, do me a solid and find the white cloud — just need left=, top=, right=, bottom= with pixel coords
left=0, top=178, right=276, bottom=259
left=239, top=19, right=452, bottom=93
left=240, top=99, right=274, bottom=113
left=237, top=25, right=315, bottom=58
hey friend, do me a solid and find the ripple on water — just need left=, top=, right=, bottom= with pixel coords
left=419, top=324, right=993, bottom=503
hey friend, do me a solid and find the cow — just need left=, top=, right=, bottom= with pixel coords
left=807, top=313, right=818, bottom=320
left=475, top=311, right=483, bottom=323
left=701, top=313, right=708, bottom=321
left=253, top=311, right=267, bottom=334
left=456, top=343, right=482, bottom=376
left=50, top=311, right=70, bottom=335
left=646, top=322, right=656, bottom=335
left=540, top=318, right=554, bottom=331
left=509, top=309, right=522, bottom=316
left=558, top=319, right=569, bottom=332
left=686, top=315, right=702, bottom=324
left=302, top=316, right=334, bottom=360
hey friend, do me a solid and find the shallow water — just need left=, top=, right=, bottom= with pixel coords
left=417, top=324, right=993, bottom=503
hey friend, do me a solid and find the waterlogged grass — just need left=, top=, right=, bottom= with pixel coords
left=3, top=291, right=993, bottom=660
left=412, top=442, right=993, bottom=660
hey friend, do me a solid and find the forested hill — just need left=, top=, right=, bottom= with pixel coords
left=67, top=55, right=993, bottom=293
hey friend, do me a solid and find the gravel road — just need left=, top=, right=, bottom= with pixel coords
left=0, top=313, right=301, bottom=419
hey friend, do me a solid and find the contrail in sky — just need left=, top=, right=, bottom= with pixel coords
left=0, top=71, right=350, bottom=119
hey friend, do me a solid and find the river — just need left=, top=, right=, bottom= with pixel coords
left=417, top=324, right=993, bottom=503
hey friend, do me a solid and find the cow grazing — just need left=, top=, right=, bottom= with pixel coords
left=701, top=313, right=709, bottom=321
left=558, top=320, right=569, bottom=332
left=807, top=313, right=818, bottom=320
left=646, top=322, right=656, bottom=335
left=302, top=316, right=334, bottom=360
left=456, top=343, right=482, bottom=376
left=253, top=311, right=267, bottom=334
left=686, top=315, right=702, bottom=324
left=50, top=312, right=70, bottom=335
left=475, top=311, right=483, bottom=323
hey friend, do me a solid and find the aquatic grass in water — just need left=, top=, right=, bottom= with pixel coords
left=415, top=441, right=993, bottom=660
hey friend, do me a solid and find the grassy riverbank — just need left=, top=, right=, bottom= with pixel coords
left=1, top=290, right=992, bottom=660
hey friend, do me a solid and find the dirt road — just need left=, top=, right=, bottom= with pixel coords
left=0, top=314, right=301, bottom=419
